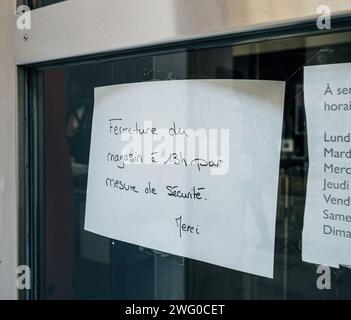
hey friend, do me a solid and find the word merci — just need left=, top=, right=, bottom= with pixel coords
left=175, top=215, right=200, bottom=238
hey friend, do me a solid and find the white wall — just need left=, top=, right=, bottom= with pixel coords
left=0, top=0, right=18, bottom=300
left=15, top=0, right=351, bottom=65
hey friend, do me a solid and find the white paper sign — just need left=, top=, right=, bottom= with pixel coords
left=303, top=63, right=351, bottom=268
left=84, top=80, right=285, bottom=278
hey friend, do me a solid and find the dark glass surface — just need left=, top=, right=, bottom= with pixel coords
left=31, top=0, right=65, bottom=9
left=30, top=31, right=351, bottom=299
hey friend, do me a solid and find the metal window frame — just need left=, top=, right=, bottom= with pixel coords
left=0, top=0, right=18, bottom=301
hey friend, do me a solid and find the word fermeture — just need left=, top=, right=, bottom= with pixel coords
left=108, top=118, right=190, bottom=137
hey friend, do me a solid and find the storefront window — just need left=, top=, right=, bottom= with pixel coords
left=26, top=30, right=351, bottom=300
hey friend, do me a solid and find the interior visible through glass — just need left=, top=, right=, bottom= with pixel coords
left=32, top=31, right=351, bottom=299
left=30, top=0, right=65, bottom=9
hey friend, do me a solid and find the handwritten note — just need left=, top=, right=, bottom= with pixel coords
left=303, top=63, right=351, bottom=268
left=84, top=80, right=285, bottom=278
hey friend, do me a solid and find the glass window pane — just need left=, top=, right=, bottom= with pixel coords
left=31, top=0, right=66, bottom=9
left=29, top=30, right=351, bottom=299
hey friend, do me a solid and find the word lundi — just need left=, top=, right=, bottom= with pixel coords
left=324, top=132, right=351, bottom=143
